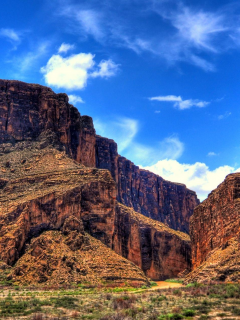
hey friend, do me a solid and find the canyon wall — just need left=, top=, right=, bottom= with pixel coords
left=0, top=145, right=191, bottom=281
left=185, top=173, right=240, bottom=283
left=96, top=136, right=199, bottom=233
left=0, top=80, right=199, bottom=233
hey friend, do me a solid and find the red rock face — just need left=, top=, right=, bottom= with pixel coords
left=0, top=146, right=191, bottom=280
left=186, top=173, right=240, bottom=283
left=96, top=136, right=199, bottom=233
left=113, top=204, right=191, bottom=280
left=0, top=80, right=199, bottom=234
left=0, top=80, right=96, bottom=167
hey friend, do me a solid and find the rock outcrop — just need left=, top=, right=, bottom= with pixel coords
left=96, top=135, right=199, bottom=233
left=0, top=143, right=191, bottom=283
left=0, top=80, right=199, bottom=234
left=185, top=173, right=240, bottom=283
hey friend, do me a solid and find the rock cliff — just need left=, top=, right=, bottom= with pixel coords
left=185, top=173, right=240, bottom=283
left=96, top=136, right=199, bottom=233
left=0, top=142, right=191, bottom=283
left=0, top=80, right=199, bottom=233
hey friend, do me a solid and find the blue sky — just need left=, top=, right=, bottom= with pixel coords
left=1, top=0, right=240, bottom=200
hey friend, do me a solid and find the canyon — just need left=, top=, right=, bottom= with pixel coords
left=0, top=79, right=196, bottom=284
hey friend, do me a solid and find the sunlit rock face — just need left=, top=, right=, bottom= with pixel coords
left=0, top=79, right=96, bottom=167
left=185, top=173, right=240, bottom=283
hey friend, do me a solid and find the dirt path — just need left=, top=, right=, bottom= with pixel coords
left=147, top=281, right=183, bottom=291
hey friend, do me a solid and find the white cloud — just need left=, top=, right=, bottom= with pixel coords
left=207, top=152, right=218, bottom=157
left=58, top=43, right=75, bottom=53
left=142, top=159, right=236, bottom=201
left=91, top=60, right=119, bottom=78
left=150, top=95, right=209, bottom=110
left=68, top=94, right=84, bottom=104
left=41, top=52, right=118, bottom=90
left=0, top=28, right=20, bottom=43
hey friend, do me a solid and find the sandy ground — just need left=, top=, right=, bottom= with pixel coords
left=147, top=281, right=183, bottom=291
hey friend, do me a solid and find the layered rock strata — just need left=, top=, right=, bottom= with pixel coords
left=0, top=80, right=199, bottom=233
left=186, top=173, right=240, bottom=283
left=10, top=217, right=148, bottom=285
left=0, top=144, right=191, bottom=282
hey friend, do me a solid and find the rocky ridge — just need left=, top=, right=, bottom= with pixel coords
left=0, top=79, right=199, bottom=234
left=185, top=173, right=240, bottom=283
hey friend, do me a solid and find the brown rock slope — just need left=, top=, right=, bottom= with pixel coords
left=0, top=143, right=191, bottom=283
left=11, top=218, right=147, bottom=285
left=185, top=173, right=240, bottom=283
left=0, top=79, right=199, bottom=233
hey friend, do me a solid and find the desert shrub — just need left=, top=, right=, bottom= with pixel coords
left=31, top=314, right=44, bottom=320
left=150, top=281, right=158, bottom=286
left=173, top=289, right=181, bottom=296
left=50, top=296, right=78, bottom=309
left=113, top=297, right=132, bottom=310
left=125, top=307, right=138, bottom=317
left=100, top=314, right=131, bottom=320
left=161, top=313, right=183, bottom=320
left=165, top=279, right=183, bottom=284
left=182, top=309, right=195, bottom=316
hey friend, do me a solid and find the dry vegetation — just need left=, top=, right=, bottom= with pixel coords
left=0, top=282, right=238, bottom=319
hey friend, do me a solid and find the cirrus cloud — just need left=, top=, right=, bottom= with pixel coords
left=149, top=95, right=209, bottom=110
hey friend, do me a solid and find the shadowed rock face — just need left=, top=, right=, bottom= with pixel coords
left=96, top=136, right=199, bottom=233
left=185, top=173, right=240, bottom=283
left=113, top=203, right=191, bottom=280
left=0, top=80, right=199, bottom=233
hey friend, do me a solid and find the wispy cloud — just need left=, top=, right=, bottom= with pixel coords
left=41, top=51, right=119, bottom=90
left=218, top=111, right=232, bottom=120
left=56, top=1, right=240, bottom=71
left=171, top=8, right=227, bottom=53
left=207, top=152, right=218, bottom=157
left=142, top=159, right=236, bottom=201
left=0, top=28, right=21, bottom=43
left=6, top=41, right=50, bottom=80
left=149, top=95, right=209, bottom=110
left=68, top=94, right=84, bottom=104
left=95, top=117, right=184, bottom=166
left=58, top=43, right=75, bottom=53
left=75, top=9, right=104, bottom=41
left=95, top=117, right=138, bottom=153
